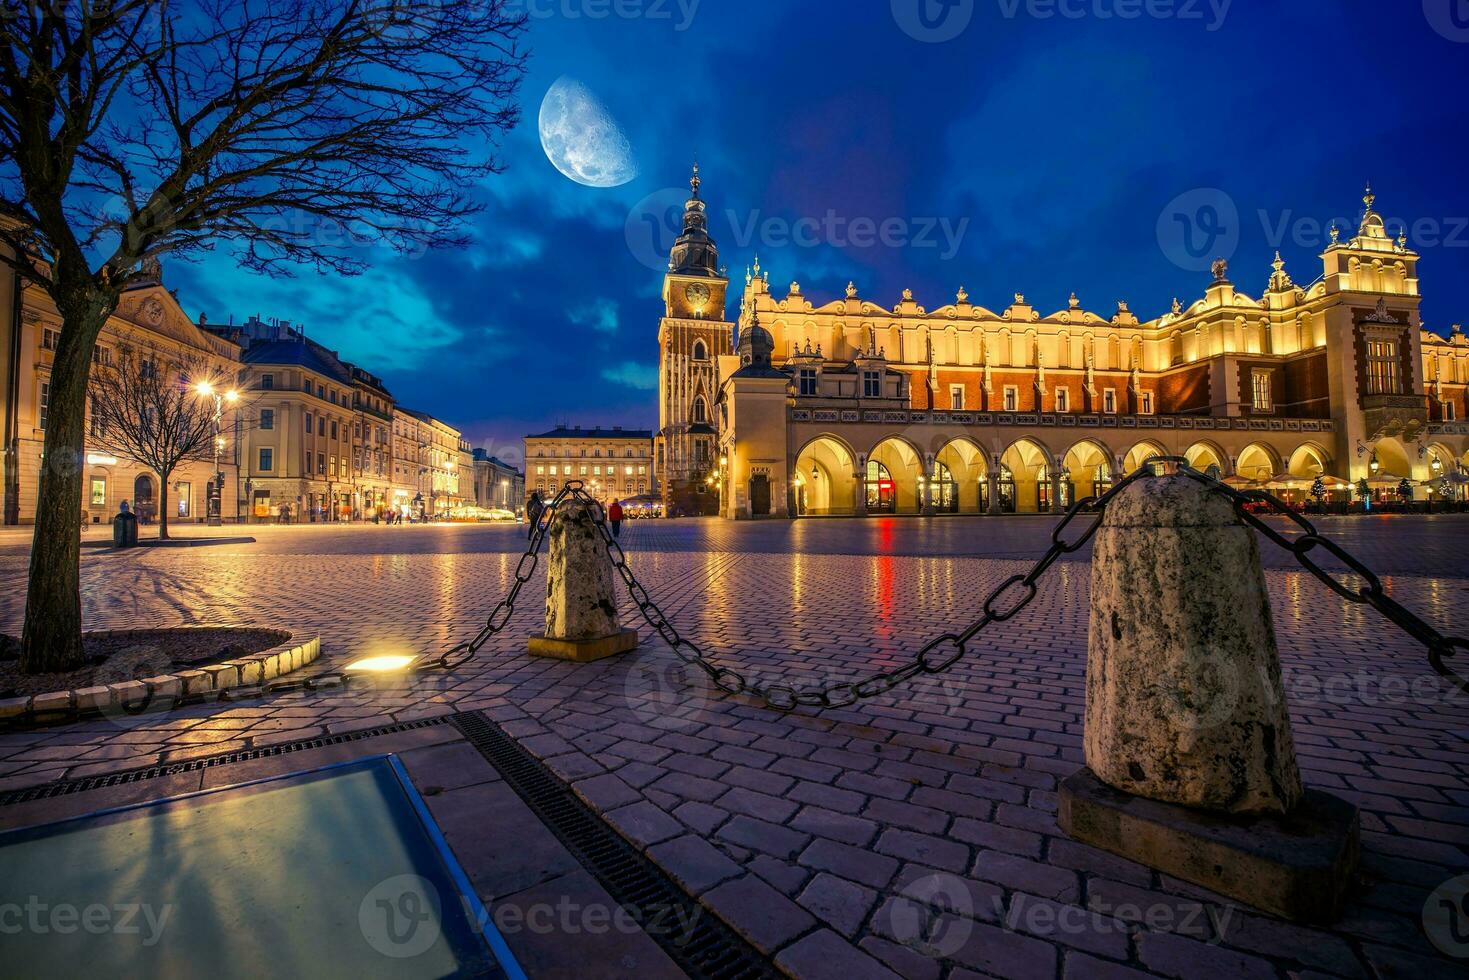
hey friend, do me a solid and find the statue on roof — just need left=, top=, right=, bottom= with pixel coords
left=1210, top=257, right=1229, bottom=283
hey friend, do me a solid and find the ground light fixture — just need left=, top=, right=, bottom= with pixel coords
left=344, top=654, right=419, bottom=672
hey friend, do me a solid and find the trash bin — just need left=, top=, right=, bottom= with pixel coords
left=112, top=511, right=138, bottom=547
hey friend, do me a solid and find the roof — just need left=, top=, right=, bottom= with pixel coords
left=240, top=338, right=352, bottom=384
left=527, top=426, right=653, bottom=440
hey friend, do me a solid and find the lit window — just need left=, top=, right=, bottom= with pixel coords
left=1003, top=386, right=1018, bottom=412
left=1055, top=388, right=1069, bottom=413
left=799, top=369, right=818, bottom=395
left=950, top=385, right=965, bottom=410
left=90, top=478, right=106, bottom=507
left=1251, top=369, right=1273, bottom=412
left=1366, top=339, right=1400, bottom=394
left=863, top=371, right=881, bottom=397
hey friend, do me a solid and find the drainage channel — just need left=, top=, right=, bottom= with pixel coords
left=453, top=710, right=777, bottom=980
left=0, top=715, right=454, bottom=806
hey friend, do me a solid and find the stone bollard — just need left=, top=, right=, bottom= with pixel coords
left=1058, top=470, right=1359, bottom=924
left=527, top=499, right=639, bottom=663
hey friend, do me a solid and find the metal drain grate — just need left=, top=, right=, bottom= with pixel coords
left=453, top=711, right=776, bottom=980
left=0, top=715, right=454, bottom=807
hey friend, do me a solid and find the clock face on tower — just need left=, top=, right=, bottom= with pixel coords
left=684, top=282, right=711, bottom=315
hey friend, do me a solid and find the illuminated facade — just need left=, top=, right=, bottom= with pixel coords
left=525, top=425, right=654, bottom=504
left=1, top=261, right=241, bottom=526
left=395, top=409, right=470, bottom=519
left=471, top=449, right=525, bottom=512
left=709, top=186, right=1469, bottom=518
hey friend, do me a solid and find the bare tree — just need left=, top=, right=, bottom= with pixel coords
left=0, top=0, right=525, bottom=672
left=88, top=341, right=244, bottom=539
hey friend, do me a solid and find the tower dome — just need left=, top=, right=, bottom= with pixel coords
left=668, top=163, right=720, bottom=277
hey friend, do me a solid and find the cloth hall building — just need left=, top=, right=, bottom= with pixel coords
left=653, top=176, right=1469, bottom=518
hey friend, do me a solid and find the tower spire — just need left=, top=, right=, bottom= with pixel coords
left=690, top=160, right=700, bottom=199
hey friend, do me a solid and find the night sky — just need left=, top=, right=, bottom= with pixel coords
left=166, top=1, right=1469, bottom=468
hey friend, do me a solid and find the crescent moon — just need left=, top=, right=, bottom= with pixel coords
left=538, top=77, right=638, bottom=188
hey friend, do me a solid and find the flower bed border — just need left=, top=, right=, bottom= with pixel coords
left=0, top=628, right=320, bottom=728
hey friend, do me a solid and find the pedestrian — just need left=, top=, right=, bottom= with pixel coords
left=608, top=498, right=624, bottom=539
left=526, top=491, right=544, bottom=539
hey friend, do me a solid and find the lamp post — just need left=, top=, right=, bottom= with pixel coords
left=194, top=380, right=238, bottom=526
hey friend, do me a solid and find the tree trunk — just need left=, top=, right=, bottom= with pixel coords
left=20, top=284, right=112, bottom=674
left=158, top=476, right=170, bottom=540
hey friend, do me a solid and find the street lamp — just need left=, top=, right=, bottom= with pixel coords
left=195, top=381, right=238, bottom=526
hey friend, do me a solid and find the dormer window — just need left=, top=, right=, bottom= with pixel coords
left=799, top=369, right=818, bottom=396
left=862, top=371, right=881, bottom=398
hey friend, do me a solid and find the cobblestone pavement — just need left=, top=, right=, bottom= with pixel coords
left=1, top=516, right=1467, bottom=979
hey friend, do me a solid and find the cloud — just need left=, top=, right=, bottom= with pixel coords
left=168, top=253, right=465, bottom=372
left=600, top=361, right=658, bottom=390
left=568, top=299, right=620, bottom=333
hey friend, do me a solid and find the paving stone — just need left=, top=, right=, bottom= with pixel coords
left=789, top=805, right=879, bottom=847
left=702, top=875, right=816, bottom=955
left=1136, top=931, right=1276, bottom=980
left=573, top=773, right=642, bottom=809
left=795, top=872, right=878, bottom=937
left=1005, top=891, right=1131, bottom=959
left=799, top=838, right=899, bottom=890
left=604, top=801, right=682, bottom=847
left=775, top=929, right=902, bottom=980
left=950, top=816, right=1044, bottom=857
left=875, top=828, right=970, bottom=872
left=716, top=814, right=809, bottom=860
left=747, top=854, right=810, bottom=896
left=939, top=914, right=1060, bottom=980
left=972, top=849, right=1080, bottom=903
left=859, top=936, right=943, bottom=980
left=646, top=834, right=742, bottom=894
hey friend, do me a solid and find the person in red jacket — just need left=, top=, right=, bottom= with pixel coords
left=607, top=498, right=624, bottom=538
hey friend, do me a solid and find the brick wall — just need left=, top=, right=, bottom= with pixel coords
left=1155, top=364, right=1210, bottom=415
left=1281, top=352, right=1331, bottom=418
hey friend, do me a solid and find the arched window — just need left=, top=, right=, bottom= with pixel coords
left=692, top=398, right=707, bottom=424
left=932, top=461, right=957, bottom=512
left=865, top=460, right=895, bottom=512
left=692, top=340, right=707, bottom=361
left=997, top=464, right=1016, bottom=513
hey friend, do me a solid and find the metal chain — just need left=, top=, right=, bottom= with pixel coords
left=429, top=460, right=1467, bottom=710
left=556, top=472, right=1150, bottom=710
left=426, top=482, right=575, bottom=671
left=1169, top=457, right=1469, bottom=695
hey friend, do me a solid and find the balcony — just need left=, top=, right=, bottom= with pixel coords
left=1361, top=393, right=1428, bottom=440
